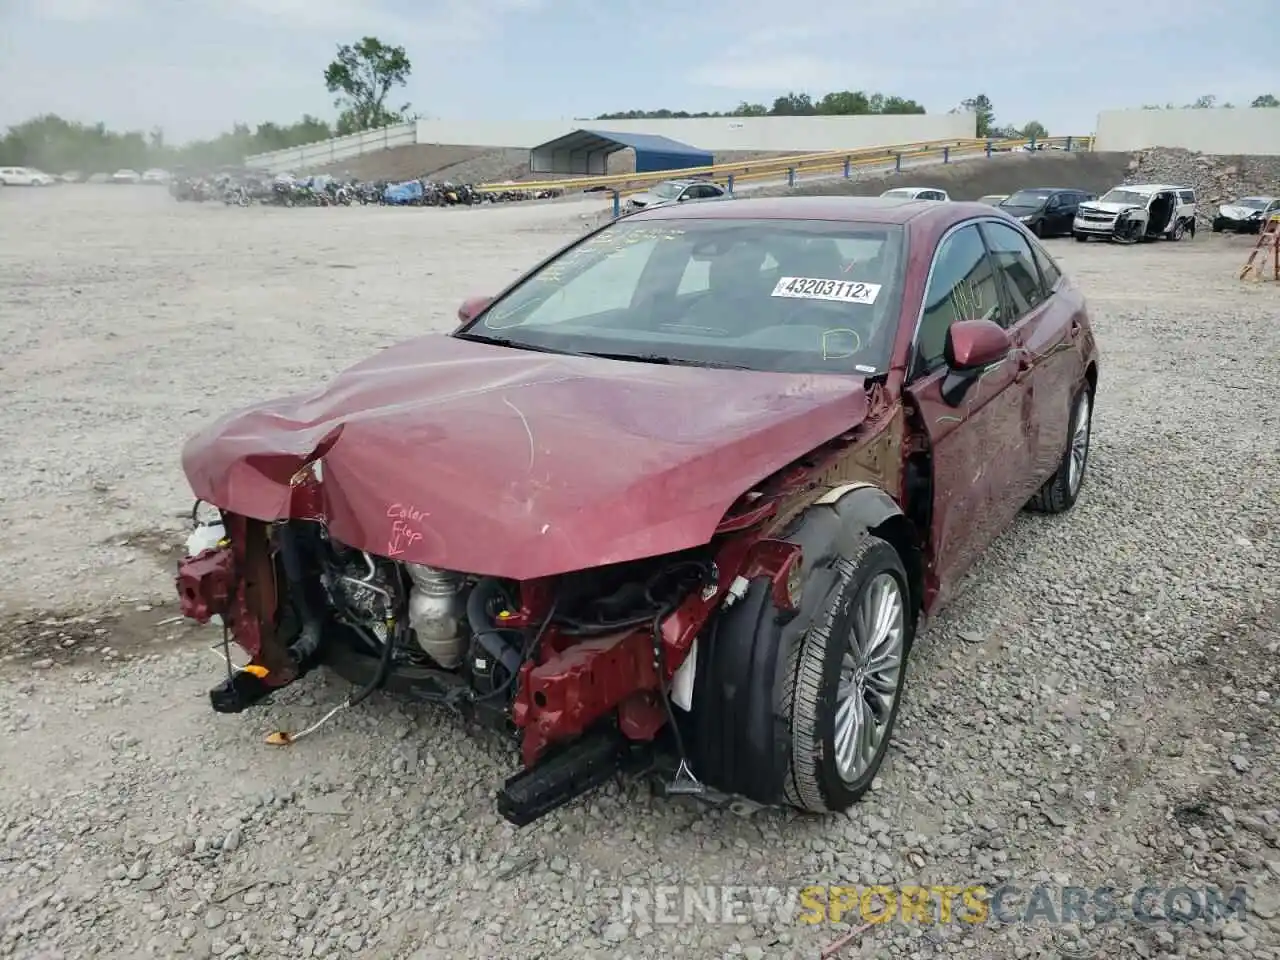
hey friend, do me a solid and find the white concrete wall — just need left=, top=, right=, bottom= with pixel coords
left=243, top=122, right=417, bottom=172
left=1095, top=107, right=1280, bottom=155
left=414, top=113, right=976, bottom=152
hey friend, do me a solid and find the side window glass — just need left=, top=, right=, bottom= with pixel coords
left=980, top=221, right=1047, bottom=319
left=1029, top=240, right=1062, bottom=290
left=915, top=224, right=1001, bottom=374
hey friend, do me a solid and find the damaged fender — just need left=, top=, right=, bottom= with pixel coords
left=688, top=483, right=911, bottom=805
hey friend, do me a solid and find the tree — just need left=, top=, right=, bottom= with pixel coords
left=323, top=37, right=412, bottom=134
left=771, top=92, right=817, bottom=116
left=954, top=94, right=995, bottom=137
left=1253, top=94, right=1280, bottom=107
left=1019, top=120, right=1049, bottom=140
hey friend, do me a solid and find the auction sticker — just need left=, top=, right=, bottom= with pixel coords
left=771, top=276, right=881, bottom=304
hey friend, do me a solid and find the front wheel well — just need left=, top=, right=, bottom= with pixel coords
left=869, top=514, right=924, bottom=623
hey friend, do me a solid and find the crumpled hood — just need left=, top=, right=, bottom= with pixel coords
left=182, top=334, right=869, bottom=580
left=1079, top=201, right=1142, bottom=215
left=1218, top=205, right=1262, bottom=219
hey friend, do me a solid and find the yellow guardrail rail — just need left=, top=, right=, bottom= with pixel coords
left=475, top=135, right=1094, bottom=197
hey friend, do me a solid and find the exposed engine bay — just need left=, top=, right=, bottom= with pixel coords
left=177, top=503, right=732, bottom=824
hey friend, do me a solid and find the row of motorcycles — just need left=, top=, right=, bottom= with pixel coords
left=168, top=171, right=562, bottom=207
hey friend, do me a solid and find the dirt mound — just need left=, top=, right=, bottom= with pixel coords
left=1122, top=147, right=1280, bottom=226
left=777, top=151, right=1138, bottom=201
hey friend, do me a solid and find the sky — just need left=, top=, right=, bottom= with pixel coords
left=2, top=0, right=1277, bottom=143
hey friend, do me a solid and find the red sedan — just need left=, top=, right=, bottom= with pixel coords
left=176, top=195, right=1099, bottom=825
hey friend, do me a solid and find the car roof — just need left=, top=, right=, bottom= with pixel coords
left=626, top=194, right=968, bottom=225
left=1239, top=195, right=1277, bottom=201
left=1114, top=183, right=1192, bottom=193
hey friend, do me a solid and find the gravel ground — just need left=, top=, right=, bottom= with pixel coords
left=1, top=187, right=1278, bottom=960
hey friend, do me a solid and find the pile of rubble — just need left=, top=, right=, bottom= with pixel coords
left=1123, top=147, right=1280, bottom=226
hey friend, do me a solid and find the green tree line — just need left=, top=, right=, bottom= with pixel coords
left=598, top=91, right=1052, bottom=142
left=0, top=35, right=416, bottom=174
left=596, top=89, right=928, bottom=119
left=0, top=113, right=335, bottom=174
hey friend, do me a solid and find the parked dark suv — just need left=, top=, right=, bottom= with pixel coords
left=998, top=188, right=1094, bottom=238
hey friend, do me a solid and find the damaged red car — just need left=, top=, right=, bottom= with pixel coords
left=176, top=196, right=1099, bottom=826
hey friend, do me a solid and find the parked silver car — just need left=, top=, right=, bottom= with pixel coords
left=627, top=178, right=728, bottom=210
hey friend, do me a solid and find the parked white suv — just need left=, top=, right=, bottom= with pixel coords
left=0, top=166, right=57, bottom=186
left=1073, top=183, right=1196, bottom=243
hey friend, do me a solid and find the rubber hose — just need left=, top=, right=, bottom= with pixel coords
left=467, top=577, right=524, bottom=676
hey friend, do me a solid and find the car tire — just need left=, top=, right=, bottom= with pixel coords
left=1170, top=220, right=1186, bottom=241
left=1074, top=232, right=1088, bottom=242
left=1212, top=221, right=1223, bottom=233
left=781, top=535, right=913, bottom=813
left=1028, top=386, right=1093, bottom=514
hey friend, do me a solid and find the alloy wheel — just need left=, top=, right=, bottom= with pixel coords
left=1068, top=392, right=1091, bottom=496
left=834, top=573, right=905, bottom=783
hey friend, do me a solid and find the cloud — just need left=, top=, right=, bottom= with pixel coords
left=1, top=0, right=1274, bottom=143
left=688, top=57, right=852, bottom=95
left=22, top=0, right=139, bottom=22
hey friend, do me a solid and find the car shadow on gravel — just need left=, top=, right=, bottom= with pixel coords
left=1, top=525, right=207, bottom=672
left=0, top=601, right=206, bottom=672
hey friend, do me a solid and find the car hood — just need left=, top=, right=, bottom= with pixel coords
left=1218, top=205, right=1264, bottom=219
left=628, top=193, right=672, bottom=207
left=999, top=204, right=1042, bottom=217
left=182, top=334, right=869, bottom=580
left=1080, top=200, right=1144, bottom=214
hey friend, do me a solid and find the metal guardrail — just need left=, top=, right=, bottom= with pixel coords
left=473, top=135, right=1093, bottom=198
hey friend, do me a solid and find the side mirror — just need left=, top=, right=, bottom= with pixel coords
left=456, top=295, right=493, bottom=326
left=940, top=319, right=1012, bottom=407
left=945, top=318, right=1012, bottom=371
left=676, top=194, right=688, bottom=202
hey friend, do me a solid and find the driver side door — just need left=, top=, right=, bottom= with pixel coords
left=903, top=222, right=1035, bottom=607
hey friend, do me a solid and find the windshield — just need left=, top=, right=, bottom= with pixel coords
left=880, top=189, right=912, bottom=198
left=461, top=217, right=907, bottom=375
left=649, top=182, right=683, bottom=199
left=1099, top=189, right=1149, bottom=206
left=1235, top=198, right=1270, bottom=209
left=1002, top=189, right=1054, bottom=207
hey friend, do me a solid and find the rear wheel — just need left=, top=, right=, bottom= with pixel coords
left=781, top=536, right=913, bottom=812
left=1170, top=220, right=1186, bottom=241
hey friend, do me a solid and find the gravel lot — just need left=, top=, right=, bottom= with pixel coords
left=1, top=187, right=1277, bottom=960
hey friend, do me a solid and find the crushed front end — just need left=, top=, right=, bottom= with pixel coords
left=175, top=501, right=765, bottom=825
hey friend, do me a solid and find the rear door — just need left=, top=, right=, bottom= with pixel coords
left=979, top=220, right=1085, bottom=491
left=903, top=222, right=1033, bottom=603
left=1054, top=192, right=1081, bottom=232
